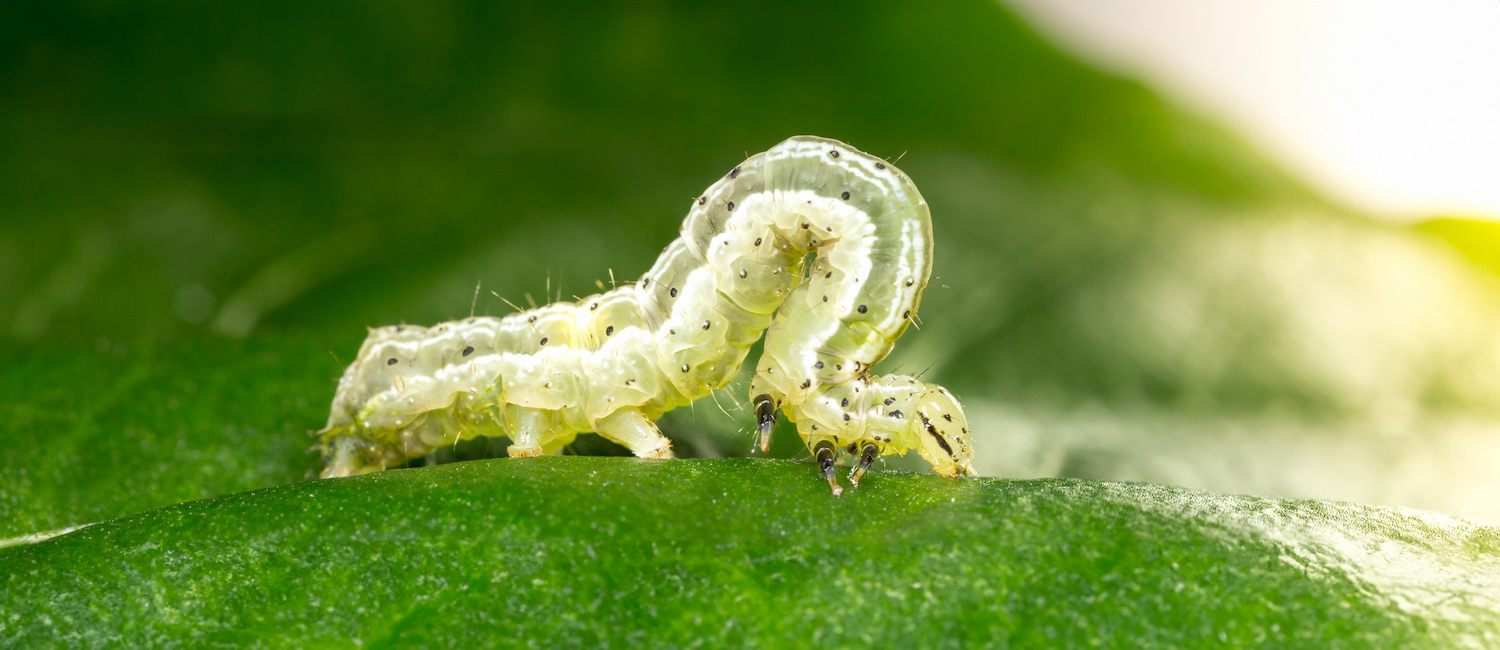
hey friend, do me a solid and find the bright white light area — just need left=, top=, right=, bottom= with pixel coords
left=1007, top=0, right=1500, bottom=220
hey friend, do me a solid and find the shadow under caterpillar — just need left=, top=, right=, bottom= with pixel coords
left=318, top=136, right=974, bottom=494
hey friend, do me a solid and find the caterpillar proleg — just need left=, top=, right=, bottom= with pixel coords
left=318, top=136, right=974, bottom=494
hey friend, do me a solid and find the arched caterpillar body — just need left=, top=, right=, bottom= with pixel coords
left=318, top=136, right=974, bottom=494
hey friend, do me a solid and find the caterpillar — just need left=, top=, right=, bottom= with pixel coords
left=317, top=135, right=974, bottom=494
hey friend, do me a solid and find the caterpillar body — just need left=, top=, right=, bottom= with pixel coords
left=318, top=136, right=974, bottom=494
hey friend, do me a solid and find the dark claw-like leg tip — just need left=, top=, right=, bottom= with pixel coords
left=814, top=440, right=842, bottom=496
left=753, top=394, right=777, bottom=453
left=858, top=441, right=876, bottom=486
left=848, top=442, right=879, bottom=488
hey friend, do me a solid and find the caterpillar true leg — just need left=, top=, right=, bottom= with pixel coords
left=813, top=440, right=842, bottom=496
left=316, top=136, right=974, bottom=492
left=849, top=442, right=879, bottom=487
left=752, top=393, right=778, bottom=453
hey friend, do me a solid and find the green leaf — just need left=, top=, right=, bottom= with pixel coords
left=3, top=458, right=1497, bottom=648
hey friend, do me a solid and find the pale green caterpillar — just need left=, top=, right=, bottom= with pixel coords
left=318, top=136, right=974, bottom=494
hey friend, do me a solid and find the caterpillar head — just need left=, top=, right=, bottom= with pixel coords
left=913, top=387, right=974, bottom=478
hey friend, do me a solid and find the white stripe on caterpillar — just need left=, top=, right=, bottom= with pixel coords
left=318, top=136, right=974, bottom=494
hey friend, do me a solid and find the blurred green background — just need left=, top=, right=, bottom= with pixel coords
left=3, top=0, right=1500, bottom=539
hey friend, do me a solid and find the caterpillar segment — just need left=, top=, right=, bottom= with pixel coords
left=317, top=135, right=974, bottom=492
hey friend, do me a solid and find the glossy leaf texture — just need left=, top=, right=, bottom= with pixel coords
left=3, top=458, right=1496, bottom=648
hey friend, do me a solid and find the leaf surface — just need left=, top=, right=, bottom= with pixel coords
left=3, top=458, right=1496, bottom=648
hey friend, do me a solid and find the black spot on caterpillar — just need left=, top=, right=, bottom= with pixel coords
left=317, top=136, right=974, bottom=493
